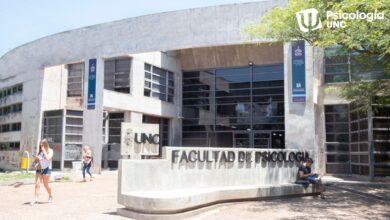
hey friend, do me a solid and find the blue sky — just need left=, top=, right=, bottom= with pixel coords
left=0, top=0, right=261, bottom=56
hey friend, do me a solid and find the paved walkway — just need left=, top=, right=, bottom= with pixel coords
left=0, top=172, right=389, bottom=220
left=0, top=171, right=126, bottom=220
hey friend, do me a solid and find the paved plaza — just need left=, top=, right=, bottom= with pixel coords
left=0, top=171, right=389, bottom=220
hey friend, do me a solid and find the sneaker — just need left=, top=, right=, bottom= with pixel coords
left=90, top=176, right=93, bottom=181
left=82, top=179, right=87, bottom=182
left=48, top=196, right=53, bottom=203
left=30, top=200, right=37, bottom=206
left=320, top=193, right=325, bottom=199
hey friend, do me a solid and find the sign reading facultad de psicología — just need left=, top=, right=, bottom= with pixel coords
left=171, top=149, right=310, bottom=164
left=121, top=123, right=160, bottom=156
left=291, top=40, right=306, bottom=102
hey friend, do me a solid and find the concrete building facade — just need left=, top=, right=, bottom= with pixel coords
left=0, top=0, right=388, bottom=178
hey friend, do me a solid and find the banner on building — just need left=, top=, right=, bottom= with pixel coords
left=87, top=59, right=97, bottom=109
left=291, top=40, right=306, bottom=102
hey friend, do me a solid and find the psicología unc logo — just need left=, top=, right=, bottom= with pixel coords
left=296, top=8, right=322, bottom=33
left=296, top=8, right=385, bottom=32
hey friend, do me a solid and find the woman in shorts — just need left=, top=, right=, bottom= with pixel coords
left=30, top=138, right=53, bottom=205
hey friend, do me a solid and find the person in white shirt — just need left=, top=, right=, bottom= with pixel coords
left=82, top=145, right=93, bottom=182
left=30, top=139, right=53, bottom=205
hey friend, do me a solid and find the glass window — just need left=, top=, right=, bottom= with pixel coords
left=182, top=64, right=285, bottom=148
left=325, top=104, right=351, bottom=174
left=144, top=63, right=175, bottom=103
left=42, top=110, right=63, bottom=143
left=104, top=58, right=131, bottom=93
left=67, top=63, right=84, bottom=97
left=108, top=112, right=124, bottom=143
left=0, top=142, right=20, bottom=151
left=324, top=46, right=387, bottom=83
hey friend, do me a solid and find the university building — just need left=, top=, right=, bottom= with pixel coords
left=0, top=0, right=389, bottom=179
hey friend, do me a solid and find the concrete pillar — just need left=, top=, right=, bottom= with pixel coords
left=284, top=42, right=317, bottom=169
left=129, top=112, right=143, bottom=159
left=368, top=106, right=374, bottom=179
left=83, top=58, right=104, bottom=174
left=170, top=69, right=183, bottom=146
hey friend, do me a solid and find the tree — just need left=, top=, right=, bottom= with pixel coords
left=244, top=0, right=390, bottom=110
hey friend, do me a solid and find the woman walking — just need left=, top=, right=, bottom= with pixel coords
left=82, top=145, right=93, bottom=182
left=30, top=139, right=53, bottom=205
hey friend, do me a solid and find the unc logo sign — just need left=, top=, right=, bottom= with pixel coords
left=121, top=123, right=160, bottom=156
left=296, top=8, right=322, bottom=32
left=134, top=133, right=160, bottom=145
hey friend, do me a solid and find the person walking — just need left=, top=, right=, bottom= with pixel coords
left=82, top=145, right=93, bottom=182
left=30, top=139, right=53, bottom=205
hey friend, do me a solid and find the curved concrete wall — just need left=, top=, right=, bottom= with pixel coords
left=118, top=147, right=319, bottom=214
left=0, top=1, right=294, bottom=171
left=0, top=0, right=286, bottom=76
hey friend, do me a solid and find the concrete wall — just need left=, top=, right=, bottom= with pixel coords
left=284, top=42, right=318, bottom=170
left=41, top=65, right=67, bottom=111
left=178, top=43, right=284, bottom=70
left=0, top=68, right=43, bottom=170
left=0, top=1, right=290, bottom=169
left=118, top=147, right=320, bottom=214
left=120, top=147, right=305, bottom=192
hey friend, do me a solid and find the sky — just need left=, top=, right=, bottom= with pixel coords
left=0, top=0, right=262, bottom=56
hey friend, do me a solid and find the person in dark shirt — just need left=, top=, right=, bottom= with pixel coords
left=298, top=158, right=322, bottom=183
left=297, top=158, right=325, bottom=199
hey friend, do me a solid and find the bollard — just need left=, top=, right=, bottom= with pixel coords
left=20, top=151, right=30, bottom=173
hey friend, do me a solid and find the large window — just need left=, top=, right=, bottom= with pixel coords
left=372, top=105, right=390, bottom=176
left=324, top=46, right=387, bottom=83
left=42, top=110, right=63, bottom=169
left=325, top=105, right=350, bottom=174
left=0, top=122, right=21, bottom=133
left=64, top=110, right=83, bottom=163
left=0, top=142, right=20, bottom=151
left=0, top=103, right=22, bottom=117
left=67, top=63, right=84, bottom=97
left=108, top=112, right=124, bottom=144
left=182, top=64, right=284, bottom=148
left=104, top=58, right=131, bottom=93
left=324, top=104, right=390, bottom=177
left=0, top=83, right=23, bottom=100
left=349, top=104, right=370, bottom=176
left=42, top=110, right=63, bottom=144
left=144, top=63, right=174, bottom=103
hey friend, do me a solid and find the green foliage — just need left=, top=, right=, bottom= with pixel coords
left=340, top=80, right=390, bottom=110
left=245, top=0, right=390, bottom=55
left=0, top=171, right=34, bottom=182
left=244, top=0, right=390, bottom=106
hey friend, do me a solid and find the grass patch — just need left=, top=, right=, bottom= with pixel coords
left=0, top=171, right=35, bottom=182
left=55, top=176, right=71, bottom=182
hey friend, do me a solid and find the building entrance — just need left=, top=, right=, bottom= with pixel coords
left=182, top=64, right=285, bottom=149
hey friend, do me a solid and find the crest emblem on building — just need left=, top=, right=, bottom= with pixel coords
left=124, top=128, right=134, bottom=148
left=296, top=8, right=322, bottom=32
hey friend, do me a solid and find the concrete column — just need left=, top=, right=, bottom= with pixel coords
left=83, top=58, right=104, bottom=174
left=284, top=42, right=317, bottom=169
left=368, top=106, right=374, bottom=179
left=129, top=112, right=143, bottom=159
left=170, top=69, right=183, bottom=146
left=313, top=47, right=326, bottom=174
